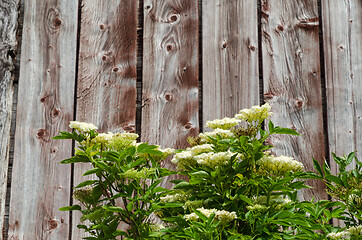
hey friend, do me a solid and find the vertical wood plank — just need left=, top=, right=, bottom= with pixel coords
left=202, top=0, right=259, bottom=124
left=142, top=0, right=199, bottom=188
left=74, top=0, right=138, bottom=238
left=322, top=0, right=362, bottom=172
left=0, top=1, right=20, bottom=238
left=8, top=0, right=78, bottom=239
left=261, top=0, right=326, bottom=200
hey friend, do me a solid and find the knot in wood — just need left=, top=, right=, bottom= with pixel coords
left=49, top=219, right=58, bottom=229
left=277, top=25, right=284, bottom=31
left=112, top=67, right=119, bottom=72
left=40, top=96, right=47, bottom=103
left=50, top=147, right=58, bottom=154
left=102, top=55, right=107, bottom=61
left=99, top=24, right=106, bottom=30
left=164, top=93, right=173, bottom=101
left=184, top=123, right=192, bottom=130
left=166, top=45, right=173, bottom=52
left=170, top=15, right=178, bottom=22
left=249, top=45, right=256, bottom=51
left=222, top=42, right=228, bottom=49
left=263, top=92, right=274, bottom=100
left=53, top=17, right=62, bottom=28
left=295, top=99, right=303, bottom=108
left=37, top=129, right=47, bottom=138
left=51, top=108, right=61, bottom=118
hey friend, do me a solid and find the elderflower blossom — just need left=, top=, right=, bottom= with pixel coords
left=195, top=151, right=234, bottom=168
left=117, top=132, right=139, bottom=140
left=326, top=231, right=350, bottom=239
left=91, top=132, right=114, bottom=144
left=205, top=117, right=241, bottom=130
left=171, top=150, right=196, bottom=169
left=160, top=192, right=189, bottom=203
left=188, top=144, right=214, bottom=155
left=158, top=147, right=175, bottom=158
left=199, top=128, right=235, bottom=143
left=257, top=154, right=304, bottom=176
left=150, top=224, right=165, bottom=232
left=247, top=204, right=269, bottom=212
left=69, top=121, right=98, bottom=132
left=120, top=168, right=156, bottom=179
left=347, top=225, right=362, bottom=237
left=184, top=208, right=237, bottom=224
left=235, top=103, right=272, bottom=123
left=183, top=199, right=204, bottom=210
left=73, top=186, right=93, bottom=203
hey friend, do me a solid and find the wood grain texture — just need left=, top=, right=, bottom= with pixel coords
left=322, top=0, right=362, bottom=172
left=261, top=0, right=326, bottom=200
left=7, top=0, right=78, bottom=239
left=74, top=0, right=138, bottom=238
left=141, top=0, right=199, bottom=189
left=202, top=0, right=259, bottom=125
left=0, top=1, right=19, bottom=238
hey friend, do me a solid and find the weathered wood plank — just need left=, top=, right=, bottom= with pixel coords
left=7, top=0, right=78, bottom=239
left=261, top=0, right=326, bottom=200
left=141, top=0, right=199, bottom=188
left=0, top=1, right=20, bottom=238
left=74, top=0, right=138, bottom=238
left=322, top=0, right=362, bottom=172
left=202, top=0, right=259, bottom=124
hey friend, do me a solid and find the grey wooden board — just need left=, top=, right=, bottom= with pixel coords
left=322, top=0, right=362, bottom=171
left=261, top=0, right=327, bottom=200
left=202, top=0, right=259, bottom=124
left=74, top=0, right=138, bottom=238
left=7, top=0, right=78, bottom=238
left=141, top=0, right=199, bottom=191
left=0, top=1, right=20, bottom=239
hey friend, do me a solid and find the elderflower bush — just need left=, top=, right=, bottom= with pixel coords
left=54, top=122, right=175, bottom=239
left=153, top=103, right=354, bottom=240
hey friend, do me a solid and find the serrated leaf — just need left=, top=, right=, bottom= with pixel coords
left=273, top=127, right=300, bottom=135
left=59, top=205, right=81, bottom=211
left=313, top=158, right=323, bottom=177
left=75, top=180, right=98, bottom=188
left=325, top=175, right=343, bottom=186
left=83, top=168, right=103, bottom=176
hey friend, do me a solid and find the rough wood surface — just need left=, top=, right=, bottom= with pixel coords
left=261, top=0, right=326, bottom=200
left=0, top=1, right=19, bottom=238
left=141, top=0, right=199, bottom=189
left=7, top=0, right=78, bottom=239
left=74, top=0, right=138, bottom=238
left=322, top=0, right=362, bottom=172
left=202, top=0, right=259, bottom=125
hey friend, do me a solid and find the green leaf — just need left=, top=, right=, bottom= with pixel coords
left=75, top=180, right=98, bottom=188
left=173, top=181, right=191, bottom=190
left=238, top=195, right=252, bottom=205
left=82, top=168, right=103, bottom=176
left=59, top=205, right=81, bottom=211
left=60, top=155, right=90, bottom=164
left=52, top=131, right=74, bottom=140
left=313, top=158, right=323, bottom=177
left=268, top=120, right=275, bottom=131
left=190, top=171, right=209, bottom=178
left=323, top=160, right=331, bottom=176
left=272, top=127, right=300, bottom=135
left=325, top=175, right=343, bottom=186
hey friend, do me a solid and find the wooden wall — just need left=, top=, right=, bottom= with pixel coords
left=1, top=0, right=361, bottom=238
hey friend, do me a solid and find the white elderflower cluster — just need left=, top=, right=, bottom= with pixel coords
left=205, top=117, right=241, bottom=130
left=171, top=151, right=196, bottom=169
left=117, top=132, right=139, bottom=140
left=326, top=231, right=350, bottom=239
left=235, top=103, right=272, bottom=123
left=149, top=224, right=165, bottom=232
left=120, top=168, right=156, bottom=179
left=184, top=208, right=237, bottom=224
left=347, top=225, right=362, bottom=236
left=160, top=192, right=189, bottom=203
left=158, top=147, right=175, bottom=158
left=69, top=121, right=98, bottom=132
left=188, top=144, right=214, bottom=155
left=257, top=154, right=304, bottom=176
left=195, top=151, right=234, bottom=169
left=91, top=132, right=114, bottom=144
left=246, top=204, right=269, bottom=212
left=199, top=128, right=235, bottom=143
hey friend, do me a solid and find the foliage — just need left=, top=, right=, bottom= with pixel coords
left=54, top=123, right=175, bottom=239
left=55, top=104, right=362, bottom=239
